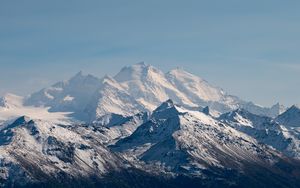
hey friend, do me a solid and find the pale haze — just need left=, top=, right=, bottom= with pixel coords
left=0, top=0, right=300, bottom=107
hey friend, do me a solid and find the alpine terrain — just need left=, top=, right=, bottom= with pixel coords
left=1, top=63, right=300, bottom=188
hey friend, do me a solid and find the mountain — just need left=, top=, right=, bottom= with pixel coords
left=89, top=112, right=149, bottom=145
left=0, top=116, right=151, bottom=187
left=24, top=63, right=283, bottom=123
left=24, top=71, right=102, bottom=121
left=83, top=75, right=146, bottom=121
left=114, top=63, right=198, bottom=110
left=1, top=101, right=300, bottom=187
left=219, top=108, right=300, bottom=159
left=241, top=102, right=286, bottom=118
left=111, top=100, right=300, bottom=182
left=276, top=105, right=300, bottom=127
left=165, top=68, right=241, bottom=112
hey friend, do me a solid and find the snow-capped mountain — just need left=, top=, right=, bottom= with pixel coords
left=24, top=63, right=283, bottom=122
left=24, top=71, right=102, bottom=121
left=110, top=100, right=300, bottom=187
left=83, top=75, right=145, bottom=121
left=112, top=100, right=286, bottom=173
left=114, top=63, right=198, bottom=110
left=240, top=101, right=286, bottom=118
left=219, top=108, right=300, bottom=159
left=2, top=63, right=300, bottom=187
left=88, top=112, right=149, bottom=145
left=1, top=100, right=300, bottom=187
left=0, top=116, right=140, bottom=187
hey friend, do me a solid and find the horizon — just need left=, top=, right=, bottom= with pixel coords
left=1, top=1, right=300, bottom=106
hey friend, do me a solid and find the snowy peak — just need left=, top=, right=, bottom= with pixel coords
left=166, top=67, right=225, bottom=102
left=114, top=62, right=161, bottom=82
left=240, top=101, right=285, bottom=118
left=12, top=115, right=32, bottom=125
left=270, top=102, right=286, bottom=114
left=74, top=71, right=99, bottom=84
left=219, top=107, right=300, bottom=159
left=276, top=105, right=300, bottom=127
left=202, top=106, right=210, bottom=115
left=24, top=71, right=102, bottom=120
left=85, top=75, right=145, bottom=121
left=7, top=116, right=34, bottom=130
left=113, top=100, right=288, bottom=176
left=100, top=75, right=124, bottom=91
left=218, top=108, right=275, bottom=130
left=151, top=99, right=183, bottom=119
left=287, top=105, right=300, bottom=112
left=114, top=63, right=194, bottom=111
left=153, top=99, right=175, bottom=113
left=72, top=70, right=84, bottom=79
left=220, top=108, right=252, bottom=119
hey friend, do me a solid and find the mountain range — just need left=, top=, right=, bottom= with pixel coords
left=0, top=63, right=300, bottom=188
left=23, top=62, right=284, bottom=122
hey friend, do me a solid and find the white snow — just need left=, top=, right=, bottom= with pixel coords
left=0, top=94, right=71, bottom=124
left=63, top=95, right=75, bottom=102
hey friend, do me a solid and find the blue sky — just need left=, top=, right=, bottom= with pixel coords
left=0, top=0, right=300, bottom=106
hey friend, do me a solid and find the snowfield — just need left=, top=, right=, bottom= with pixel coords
left=0, top=93, right=71, bottom=125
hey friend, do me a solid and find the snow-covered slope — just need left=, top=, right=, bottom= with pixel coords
left=0, top=116, right=129, bottom=187
left=25, top=72, right=102, bottom=121
left=0, top=94, right=70, bottom=125
left=86, top=112, right=149, bottom=145
left=114, top=63, right=197, bottom=110
left=219, top=108, right=300, bottom=159
left=83, top=76, right=145, bottom=121
left=1, top=99, right=300, bottom=187
left=165, top=68, right=241, bottom=112
left=166, top=68, right=224, bottom=102
left=114, top=63, right=282, bottom=117
left=111, top=100, right=289, bottom=176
